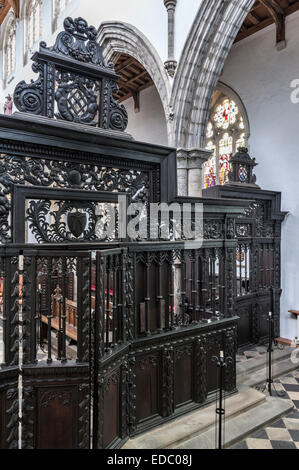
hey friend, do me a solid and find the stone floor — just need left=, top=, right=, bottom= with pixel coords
left=231, top=369, right=299, bottom=449
left=236, top=344, right=268, bottom=363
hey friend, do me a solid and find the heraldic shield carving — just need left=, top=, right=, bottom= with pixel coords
left=13, top=17, right=128, bottom=131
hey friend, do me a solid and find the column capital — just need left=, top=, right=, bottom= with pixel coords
left=177, top=148, right=211, bottom=168
left=164, top=0, right=177, bottom=12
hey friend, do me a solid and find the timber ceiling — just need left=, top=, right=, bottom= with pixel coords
left=114, top=53, right=154, bottom=111
left=235, top=0, right=299, bottom=43
left=0, top=0, right=19, bottom=25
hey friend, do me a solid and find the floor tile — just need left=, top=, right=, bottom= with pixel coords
left=265, top=427, right=292, bottom=442
left=267, top=419, right=286, bottom=429
left=280, top=377, right=298, bottom=385
left=288, top=429, right=299, bottom=442
left=246, top=438, right=273, bottom=450
left=283, top=418, right=299, bottom=430
left=283, top=384, right=299, bottom=392
left=270, top=440, right=297, bottom=450
left=251, top=429, right=269, bottom=439
left=231, top=441, right=248, bottom=449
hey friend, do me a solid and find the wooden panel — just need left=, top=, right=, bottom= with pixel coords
left=37, top=387, right=77, bottom=449
left=103, top=371, right=120, bottom=448
left=22, top=365, right=90, bottom=450
left=0, top=368, right=19, bottom=449
left=136, top=355, right=160, bottom=423
left=174, top=345, right=193, bottom=407
left=237, top=305, right=252, bottom=347
left=206, top=334, right=223, bottom=394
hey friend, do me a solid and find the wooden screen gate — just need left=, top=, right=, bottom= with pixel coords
left=0, top=244, right=239, bottom=449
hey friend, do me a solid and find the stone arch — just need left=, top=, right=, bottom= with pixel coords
left=171, top=0, right=255, bottom=148
left=97, top=21, right=172, bottom=143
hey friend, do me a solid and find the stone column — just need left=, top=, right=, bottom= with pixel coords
left=164, top=0, right=177, bottom=77
left=177, top=148, right=211, bottom=197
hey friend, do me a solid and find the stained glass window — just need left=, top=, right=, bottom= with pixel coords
left=204, top=92, right=249, bottom=189
left=204, top=141, right=216, bottom=188
left=214, top=99, right=238, bottom=129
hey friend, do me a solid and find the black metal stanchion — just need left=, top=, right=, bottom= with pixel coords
left=257, top=286, right=286, bottom=397
left=267, top=310, right=274, bottom=396
left=38, top=283, right=44, bottom=350
left=213, top=351, right=232, bottom=450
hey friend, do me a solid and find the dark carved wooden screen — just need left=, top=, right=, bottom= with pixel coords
left=203, top=148, right=287, bottom=348
left=0, top=17, right=247, bottom=449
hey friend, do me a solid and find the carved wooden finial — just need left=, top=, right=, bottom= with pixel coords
left=13, top=17, right=128, bottom=132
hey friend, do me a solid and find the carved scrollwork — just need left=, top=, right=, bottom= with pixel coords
left=41, top=17, right=104, bottom=66
left=13, top=17, right=128, bottom=132
left=0, top=155, right=150, bottom=243
left=22, top=386, right=35, bottom=449
left=203, top=220, right=223, bottom=239
left=108, top=81, right=128, bottom=132
left=78, top=383, right=90, bottom=449
left=27, top=200, right=100, bottom=243
left=236, top=223, right=251, bottom=238
left=226, top=218, right=236, bottom=239
left=5, top=387, right=19, bottom=449
left=162, top=345, right=174, bottom=418
left=40, top=390, right=72, bottom=408
left=55, top=71, right=100, bottom=125
left=13, top=62, right=44, bottom=115
left=244, top=201, right=264, bottom=237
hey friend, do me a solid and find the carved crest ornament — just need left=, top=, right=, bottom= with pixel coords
left=13, top=17, right=128, bottom=131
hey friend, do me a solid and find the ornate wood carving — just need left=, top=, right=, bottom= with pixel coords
left=14, top=17, right=128, bottom=132
left=162, top=345, right=174, bottom=418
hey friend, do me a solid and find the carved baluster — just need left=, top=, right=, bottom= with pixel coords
left=197, top=252, right=203, bottom=322
left=220, top=254, right=226, bottom=316
left=168, top=253, right=174, bottom=330
left=202, top=250, right=208, bottom=321
left=145, top=253, right=151, bottom=336
left=105, top=257, right=111, bottom=351
left=181, top=250, right=186, bottom=325
left=47, top=257, right=53, bottom=364
left=244, top=244, right=248, bottom=293
left=191, top=251, right=197, bottom=323
left=119, top=252, right=125, bottom=343
left=61, top=257, right=67, bottom=363
left=156, top=253, right=164, bottom=332
left=95, top=254, right=105, bottom=361
left=239, top=245, right=243, bottom=296
left=112, top=255, right=117, bottom=347
left=211, top=251, right=216, bottom=317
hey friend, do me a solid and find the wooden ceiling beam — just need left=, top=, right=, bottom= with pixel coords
left=259, top=0, right=285, bottom=43
left=236, top=0, right=294, bottom=45
left=115, top=58, right=136, bottom=74
left=114, top=53, right=154, bottom=112
left=119, top=70, right=149, bottom=88
left=247, top=11, right=260, bottom=24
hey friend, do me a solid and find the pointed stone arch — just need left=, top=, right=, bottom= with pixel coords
left=97, top=21, right=172, bottom=143
left=171, top=0, right=255, bottom=149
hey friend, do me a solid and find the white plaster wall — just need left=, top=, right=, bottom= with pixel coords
left=0, top=0, right=202, bottom=103
left=124, top=85, right=168, bottom=146
left=221, top=11, right=299, bottom=341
